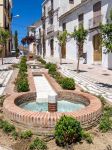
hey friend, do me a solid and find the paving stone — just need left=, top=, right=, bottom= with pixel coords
left=59, top=65, right=112, bottom=103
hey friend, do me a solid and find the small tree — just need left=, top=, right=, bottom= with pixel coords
left=57, top=31, right=68, bottom=64
left=26, top=35, right=35, bottom=45
left=100, top=9, right=112, bottom=53
left=0, top=28, right=10, bottom=65
left=14, top=30, right=19, bottom=57
left=71, top=26, right=88, bottom=73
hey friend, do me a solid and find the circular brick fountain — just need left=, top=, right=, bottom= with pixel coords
left=3, top=91, right=102, bottom=133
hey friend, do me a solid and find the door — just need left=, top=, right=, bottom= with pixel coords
left=50, top=39, right=54, bottom=56
left=93, top=34, right=102, bottom=61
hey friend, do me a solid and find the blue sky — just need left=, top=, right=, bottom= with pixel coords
left=12, top=0, right=43, bottom=44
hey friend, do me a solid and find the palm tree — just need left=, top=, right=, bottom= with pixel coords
left=71, top=26, right=88, bottom=73
left=57, top=30, right=68, bottom=64
left=0, top=28, right=10, bottom=65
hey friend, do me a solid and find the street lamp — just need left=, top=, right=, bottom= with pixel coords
left=13, top=14, right=20, bottom=18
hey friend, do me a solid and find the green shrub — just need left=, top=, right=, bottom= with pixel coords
left=12, top=130, right=19, bottom=140
left=55, top=115, right=82, bottom=147
left=104, top=106, right=112, bottom=116
left=99, top=113, right=112, bottom=132
left=48, top=64, right=57, bottom=75
left=17, top=78, right=29, bottom=92
left=0, top=119, right=4, bottom=128
left=20, top=130, right=33, bottom=139
left=16, top=56, right=29, bottom=92
left=53, top=72, right=64, bottom=84
left=29, top=137, right=47, bottom=150
left=82, top=131, right=93, bottom=144
left=45, top=62, right=76, bottom=91
left=19, top=62, right=27, bottom=72
left=2, top=121, right=15, bottom=133
left=21, top=56, right=27, bottom=63
left=38, top=57, right=46, bottom=64
left=19, top=56, right=27, bottom=72
left=45, top=62, right=52, bottom=69
left=61, top=77, right=75, bottom=90
left=18, top=71, right=28, bottom=78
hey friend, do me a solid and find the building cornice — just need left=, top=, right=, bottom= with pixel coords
left=42, top=0, right=49, bottom=6
left=59, top=0, right=91, bottom=20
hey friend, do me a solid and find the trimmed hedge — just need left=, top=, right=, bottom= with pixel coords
left=17, top=78, right=29, bottom=92
left=61, top=77, right=75, bottom=90
left=37, top=57, right=46, bottom=64
left=16, top=56, right=29, bottom=92
left=48, top=64, right=57, bottom=75
left=45, top=62, right=75, bottom=90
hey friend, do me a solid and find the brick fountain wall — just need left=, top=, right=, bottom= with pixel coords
left=3, top=70, right=102, bottom=134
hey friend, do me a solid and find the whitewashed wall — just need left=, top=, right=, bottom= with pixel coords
left=42, top=0, right=82, bottom=61
left=60, top=0, right=112, bottom=69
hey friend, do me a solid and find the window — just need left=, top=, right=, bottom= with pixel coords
left=78, top=13, right=84, bottom=27
left=44, top=6, right=46, bottom=16
left=69, top=0, right=74, bottom=4
left=51, top=0, right=53, bottom=9
left=62, top=23, right=66, bottom=31
left=39, top=28, right=41, bottom=36
left=49, top=17, right=53, bottom=24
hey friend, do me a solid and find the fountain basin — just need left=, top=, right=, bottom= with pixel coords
left=19, top=100, right=85, bottom=112
left=3, top=91, right=102, bottom=133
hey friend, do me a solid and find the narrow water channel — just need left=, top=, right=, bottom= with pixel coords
left=33, top=75, right=57, bottom=102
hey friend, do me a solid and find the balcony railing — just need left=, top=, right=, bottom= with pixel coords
left=89, top=15, right=103, bottom=29
left=47, top=25, right=54, bottom=34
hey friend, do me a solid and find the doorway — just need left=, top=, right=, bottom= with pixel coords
left=93, top=33, right=102, bottom=62
left=50, top=39, right=54, bottom=56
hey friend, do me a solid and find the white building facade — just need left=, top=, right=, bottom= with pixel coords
left=28, top=20, right=43, bottom=57
left=41, top=0, right=82, bottom=60
left=41, top=0, right=112, bottom=69
left=59, top=0, right=112, bottom=69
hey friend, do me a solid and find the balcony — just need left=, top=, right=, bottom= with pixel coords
left=47, top=25, right=54, bottom=34
left=48, top=6, right=54, bottom=15
left=36, top=34, right=41, bottom=40
left=89, top=15, right=103, bottom=29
